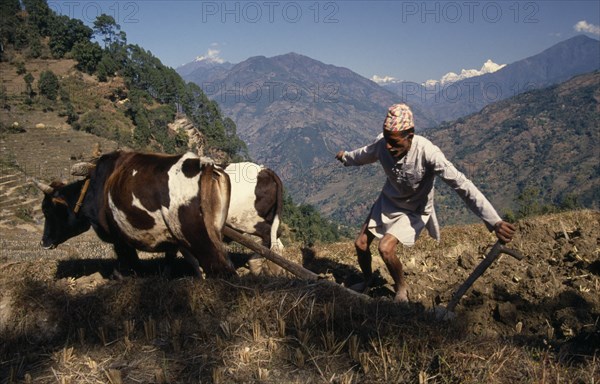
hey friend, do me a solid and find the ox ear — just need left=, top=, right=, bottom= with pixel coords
left=30, top=178, right=54, bottom=195
left=71, top=162, right=95, bottom=177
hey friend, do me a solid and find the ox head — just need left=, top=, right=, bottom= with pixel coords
left=32, top=178, right=91, bottom=249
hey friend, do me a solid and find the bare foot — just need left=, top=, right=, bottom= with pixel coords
left=394, top=284, right=409, bottom=303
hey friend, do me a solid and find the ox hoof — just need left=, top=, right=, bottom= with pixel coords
left=40, top=240, right=56, bottom=250
left=264, top=260, right=284, bottom=276
left=247, top=257, right=264, bottom=276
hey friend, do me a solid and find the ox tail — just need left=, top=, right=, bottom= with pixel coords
left=200, top=164, right=232, bottom=271
left=268, top=168, right=284, bottom=252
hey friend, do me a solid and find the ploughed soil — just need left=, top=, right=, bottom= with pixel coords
left=1, top=210, right=599, bottom=383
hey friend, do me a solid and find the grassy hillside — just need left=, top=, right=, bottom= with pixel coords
left=430, top=70, right=600, bottom=224
left=0, top=0, right=343, bottom=243
left=0, top=0, right=247, bottom=160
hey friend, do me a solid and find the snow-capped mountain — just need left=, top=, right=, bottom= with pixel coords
left=371, top=59, right=506, bottom=88
left=176, top=52, right=234, bottom=84
left=425, top=59, right=506, bottom=88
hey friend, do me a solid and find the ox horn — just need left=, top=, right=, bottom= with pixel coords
left=30, top=178, right=54, bottom=194
left=71, top=162, right=95, bottom=177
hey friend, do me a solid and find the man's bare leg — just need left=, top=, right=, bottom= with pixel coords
left=378, top=234, right=408, bottom=302
left=351, top=222, right=375, bottom=292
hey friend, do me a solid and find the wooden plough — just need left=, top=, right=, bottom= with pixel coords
left=224, top=227, right=525, bottom=312
left=222, top=226, right=369, bottom=299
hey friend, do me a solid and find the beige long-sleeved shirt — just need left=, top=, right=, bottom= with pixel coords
left=341, top=134, right=502, bottom=242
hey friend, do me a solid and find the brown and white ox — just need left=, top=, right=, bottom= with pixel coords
left=33, top=150, right=234, bottom=278
left=223, top=162, right=284, bottom=275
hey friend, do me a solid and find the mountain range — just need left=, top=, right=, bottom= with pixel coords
left=303, top=70, right=600, bottom=226
left=179, top=35, right=599, bottom=128
left=177, top=36, right=600, bottom=226
left=179, top=52, right=434, bottom=176
left=383, top=35, right=600, bottom=123
left=375, top=59, right=506, bottom=89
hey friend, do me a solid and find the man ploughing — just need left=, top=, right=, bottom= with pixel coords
left=336, top=103, right=515, bottom=303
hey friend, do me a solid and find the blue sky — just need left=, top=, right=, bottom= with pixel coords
left=50, top=1, right=600, bottom=83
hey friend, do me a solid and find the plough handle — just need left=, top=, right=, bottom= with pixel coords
left=446, top=240, right=523, bottom=312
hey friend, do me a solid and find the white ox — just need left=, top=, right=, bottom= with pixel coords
left=224, top=162, right=285, bottom=275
